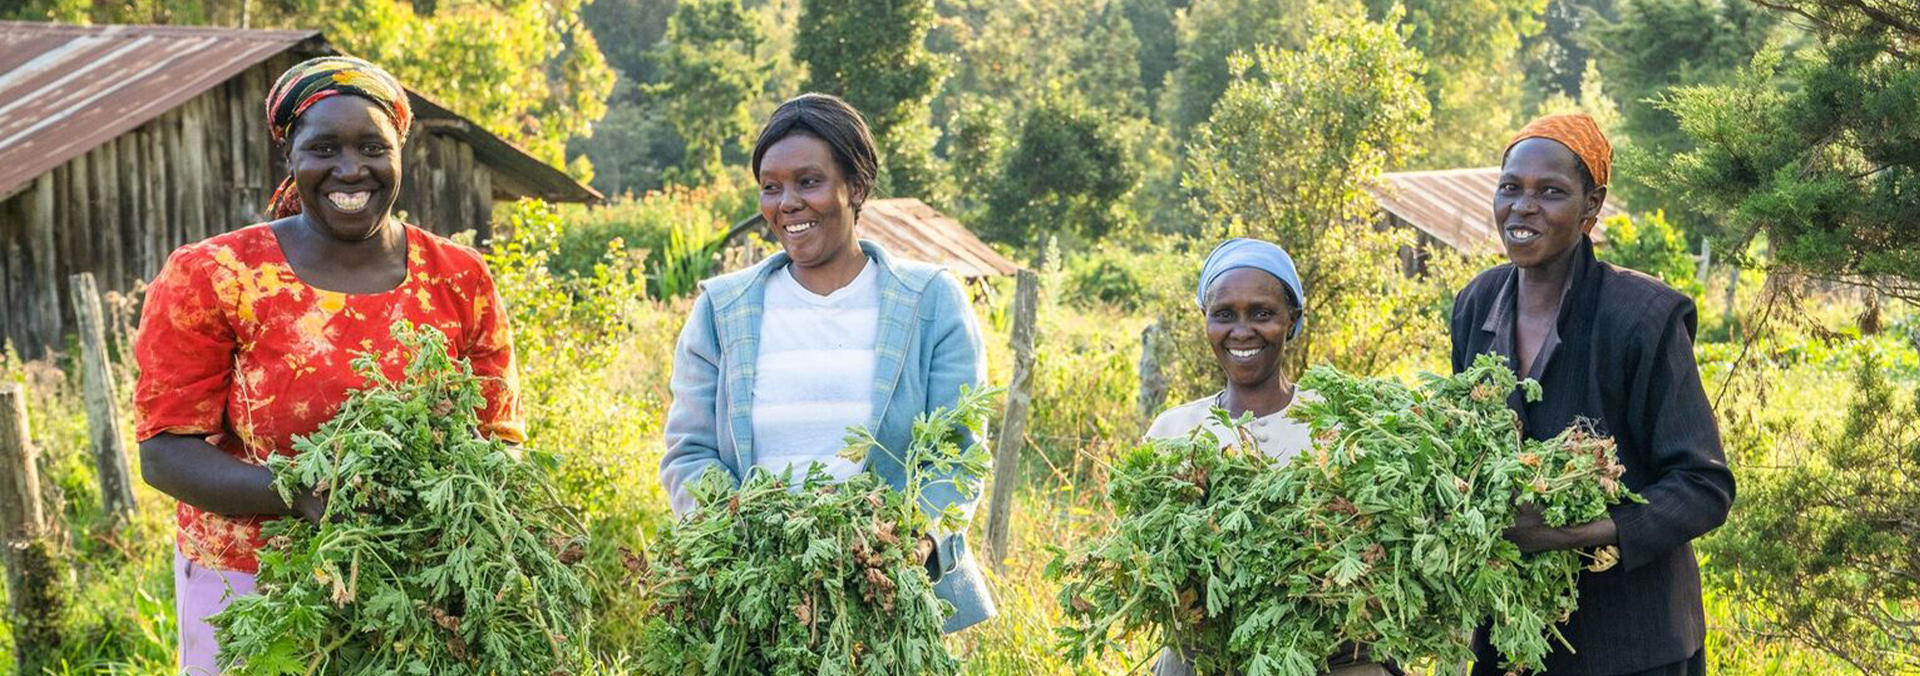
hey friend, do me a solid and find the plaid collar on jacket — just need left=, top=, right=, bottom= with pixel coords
left=696, top=239, right=940, bottom=467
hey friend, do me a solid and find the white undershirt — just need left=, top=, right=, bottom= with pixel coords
left=1144, top=389, right=1321, bottom=465
left=750, top=258, right=879, bottom=482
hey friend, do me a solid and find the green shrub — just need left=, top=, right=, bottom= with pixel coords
left=1597, top=210, right=1702, bottom=297
left=487, top=200, right=680, bottom=648
left=541, top=180, right=755, bottom=299
left=1702, top=358, right=1920, bottom=674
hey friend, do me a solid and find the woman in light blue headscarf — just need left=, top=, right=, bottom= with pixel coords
left=1145, top=238, right=1398, bottom=676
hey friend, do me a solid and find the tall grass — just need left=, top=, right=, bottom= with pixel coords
left=0, top=207, right=1908, bottom=675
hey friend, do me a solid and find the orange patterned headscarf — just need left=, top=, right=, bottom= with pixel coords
left=1505, top=113, right=1611, bottom=189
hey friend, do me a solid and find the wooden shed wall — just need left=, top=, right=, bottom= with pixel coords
left=0, top=54, right=290, bottom=358
left=398, top=129, right=494, bottom=245
left=0, top=54, right=500, bottom=358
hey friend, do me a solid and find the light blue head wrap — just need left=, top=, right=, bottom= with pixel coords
left=1196, top=238, right=1306, bottom=339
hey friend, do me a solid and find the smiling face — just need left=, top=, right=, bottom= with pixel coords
left=757, top=133, right=863, bottom=272
left=286, top=95, right=403, bottom=241
left=1204, top=268, right=1300, bottom=388
left=1495, top=138, right=1606, bottom=269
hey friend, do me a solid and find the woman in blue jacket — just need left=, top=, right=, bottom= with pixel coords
left=658, top=93, right=995, bottom=633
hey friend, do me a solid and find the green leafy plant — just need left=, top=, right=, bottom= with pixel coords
left=210, top=323, right=592, bottom=676
left=1702, top=360, right=1920, bottom=674
left=1598, top=211, right=1702, bottom=297
left=1050, top=355, right=1642, bottom=676
left=634, top=386, right=999, bottom=676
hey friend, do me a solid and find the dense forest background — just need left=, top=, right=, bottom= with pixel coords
left=3, top=0, right=1917, bottom=673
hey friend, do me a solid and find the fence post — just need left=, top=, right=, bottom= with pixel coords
left=0, top=383, right=45, bottom=549
left=2, top=382, right=65, bottom=673
left=985, top=270, right=1038, bottom=570
left=1138, top=321, right=1168, bottom=435
left=70, top=272, right=136, bottom=521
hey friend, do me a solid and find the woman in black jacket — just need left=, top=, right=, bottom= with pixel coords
left=1452, top=113, right=1736, bottom=676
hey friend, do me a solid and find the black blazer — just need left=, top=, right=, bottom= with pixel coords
left=1450, top=237, right=1736, bottom=675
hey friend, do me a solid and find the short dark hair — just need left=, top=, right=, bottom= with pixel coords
left=751, top=93, right=880, bottom=210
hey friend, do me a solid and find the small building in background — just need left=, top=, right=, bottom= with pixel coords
left=725, top=198, right=1022, bottom=280
left=1369, top=167, right=1622, bottom=272
left=0, top=21, right=600, bottom=357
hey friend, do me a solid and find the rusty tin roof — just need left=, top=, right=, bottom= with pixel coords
left=0, top=21, right=597, bottom=203
left=857, top=198, right=1022, bottom=279
left=737, top=197, right=1021, bottom=278
left=0, top=22, right=322, bottom=199
left=1368, top=167, right=1621, bottom=254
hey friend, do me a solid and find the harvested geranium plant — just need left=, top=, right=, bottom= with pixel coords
left=1052, top=355, right=1641, bottom=676
left=210, top=322, right=592, bottom=676
left=634, top=386, right=998, bottom=676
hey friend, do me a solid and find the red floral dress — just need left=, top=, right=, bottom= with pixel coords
left=133, top=223, right=524, bottom=573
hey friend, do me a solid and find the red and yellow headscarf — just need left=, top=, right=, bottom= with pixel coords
left=1505, top=113, right=1611, bottom=189
left=264, top=56, right=413, bottom=219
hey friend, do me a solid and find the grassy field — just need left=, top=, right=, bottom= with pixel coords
left=0, top=202, right=1910, bottom=674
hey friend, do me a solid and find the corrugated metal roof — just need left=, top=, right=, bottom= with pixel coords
left=857, top=198, right=1022, bottom=278
left=1368, top=167, right=1621, bottom=254
left=735, top=198, right=1021, bottom=278
left=0, top=21, right=597, bottom=203
left=409, top=95, right=600, bottom=203
left=0, top=21, right=322, bottom=200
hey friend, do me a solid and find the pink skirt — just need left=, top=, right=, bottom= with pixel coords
left=173, top=548, right=256, bottom=676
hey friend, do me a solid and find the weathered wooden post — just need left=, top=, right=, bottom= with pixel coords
left=985, top=270, right=1038, bottom=570
left=70, top=272, right=136, bottom=520
left=1138, top=321, right=1168, bottom=436
left=1694, top=236, right=1712, bottom=291
left=2, top=382, right=65, bottom=673
left=0, top=383, right=45, bottom=551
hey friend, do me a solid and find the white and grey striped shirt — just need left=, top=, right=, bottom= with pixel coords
left=750, top=258, right=879, bottom=482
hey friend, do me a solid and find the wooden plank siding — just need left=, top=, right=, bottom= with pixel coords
left=1, top=60, right=509, bottom=357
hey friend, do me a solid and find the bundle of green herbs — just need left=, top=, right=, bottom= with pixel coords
left=1050, top=354, right=1641, bottom=676
left=634, top=386, right=999, bottom=676
left=210, top=323, right=592, bottom=676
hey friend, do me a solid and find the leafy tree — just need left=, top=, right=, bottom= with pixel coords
left=797, top=0, right=948, bottom=199
left=566, top=84, right=686, bottom=198
left=930, top=0, right=1104, bottom=191
left=1653, top=16, right=1920, bottom=296
left=931, top=0, right=1155, bottom=226
left=582, top=0, right=675, bottom=81
left=645, top=0, right=766, bottom=184
left=2, top=0, right=296, bottom=24
left=1071, top=1, right=1150, bottom=118
left=984, top=95, right=1141, bottom=247
left=1160, top=0, right=1540, bottom=166
left=310, top=0, right=615, bottom=181
left=1739, top=0, right=1918, bottom=42
left=1158, top=0, right=1332, bottom=143
left=570, top=0, right=683, bottom=197
left=1119, top=0, right=1186, bottom=104
left=1518, top=0, right=1618, bottom=101
left=1185, top=7, right=1433, bottom=371
left=934, top=0, right=1088, bottom=106
left=1595, top=210, right=1702, bottom=295
left=578, top=0, right=805, bottom=197
left=943, top=95, right=1012, bottom=220
left=1590, top=0, right=1785, bottom=238
left=1592, top=0, right=1782, bottom=157
left=1368, top=0, right=1548, bottom=168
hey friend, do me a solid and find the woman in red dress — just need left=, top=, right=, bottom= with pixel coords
left=132, top=57, right=523, bottom=674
